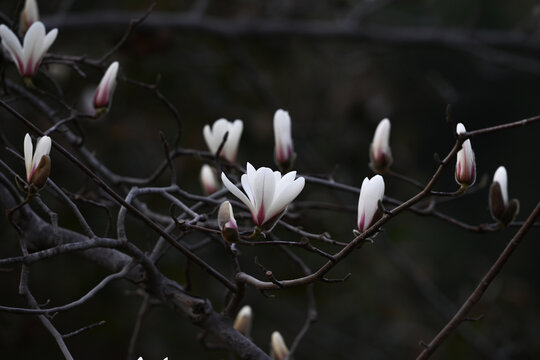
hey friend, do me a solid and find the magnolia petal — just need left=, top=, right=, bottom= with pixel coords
left=32, top=136, right=51, bottom=172
left=24, top=133, right=33, bottom=181
left=266, top=176, right=304, bottom=220
left=357, top=177, right=370, bottom=230
left=212, top=118, right=230, bottom=154
left=22, top=21, right=45, bottom=73
left=357, top=175, right=385, bottom=231
left=223, top=119, right=243, bottom=161
left=241, top=172, right=255, bottom=206
left=244, top=162, right=260, bottom=206
left=0, top=25, right=24, bottom=72
left=221, top=172, right=253, bottom=213
left=202, top=124, right=215, bottom=153
left=249, top=167, right=274, bottom=224
left=42, top=28, right=58, bottom=53
left=493, top=166, right=508, bottom=205
left=273, top=170, right=296, bottom=200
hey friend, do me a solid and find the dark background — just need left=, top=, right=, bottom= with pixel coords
left=0, top=0, right=539, bottom=359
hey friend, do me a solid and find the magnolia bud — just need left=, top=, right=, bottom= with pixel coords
left=24, top=133, right=51, bottom=190
left=270, top=331, right=289, bottom=360
left=455, top=123, right=476, bottom=187
left=93, top=62, right=119, bottom=111
left=369, top=118, right=392, bottom=172
left=357, top=175, right=385, bottom=233
left=20, top=0, right=39, bottom=34
left=200, top=164, right=220, bottom=195
left=233, top=305, right=252, bottom=336
left=218, top=201, right=239, bottom=243
left=273, top=109, right=296, bottom=171
left=489, top=166, right=519, bottom=226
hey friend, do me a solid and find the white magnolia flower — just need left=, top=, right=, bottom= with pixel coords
left=20, top=0, right=39, bottom=34
left=273, top=109, right=295, bottom=170
left=221, top=163, right=305, bottom=228
left=218, top=201, right=239, bottom=243
left=455, top=123, right=476, bottom=186
left=24, top=133, right=51, bottom=187
left=0, top=21, right=57, bottom=78
left=357, top=175, right=385, bottom=233
left=270, top=331, right=289, bottom=360
left=203, top=118, right=243, bottom=162
left=233, top=305, right=252, bottom=336
left=369, top=118, right=392, bottom=171
left=490, top=166, right=519, bottom=225
left=93, top=61, right=119, bottom=110
left=200, top=164, right=220, bottom=195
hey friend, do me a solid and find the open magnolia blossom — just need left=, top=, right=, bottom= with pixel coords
left=221, top=163, right=305, bottom=229
left=0, top=21, right=57, bottom=78
left=357, top=175, right=385, bottom=233
left=455, top=123, right=476, bottom=187
left=20, top=0, right=39, bottom=34
left=233, top=305, right=253, bottom=336
left=273, top=109, right=296, bottom=171
left=200, top=164, right=220, bottom=195
left=24, top=133, right=51, bottom=188
left=270, top=331, right=289, bottom=360
left=217, top=201, right=240, bottom=243
left=203, top=118, right=243, bottom=162
left=489, top=166, right=519, bottom=225
left=369, top=118, right=392, bottom=172
left=93, top=61, right=119, bottom=110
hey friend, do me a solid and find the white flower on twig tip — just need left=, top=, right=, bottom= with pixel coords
left=221, top=163, right=305, bottom=229
left=20, top=0, right=39, bottom=34
left=357, top=175, right=385, bottom=233
left=24, top=133, right=51, bottom=188
left=0, top=21, right=57, bottom=78
left=273, top=109, right=296, bottom=171
left=369, top=118, right=392, bottom=172
left=455, top=123, right=476, bottom=187
left=93, top=61, right=119, bottom=110
left=203, top=118, right=243, bottom=162
left=489, top=166, right=519, bottom=226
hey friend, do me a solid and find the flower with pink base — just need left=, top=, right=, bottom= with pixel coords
left=357, top=175, right=385, bottom=233
left=221, top=163, right=305, bottom=229
left=93, top=61, right=119, bottom=111
left=0, top=21, right=57, bottom=78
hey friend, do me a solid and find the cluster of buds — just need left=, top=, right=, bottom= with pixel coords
left=231, top=306, right=289, bottom=359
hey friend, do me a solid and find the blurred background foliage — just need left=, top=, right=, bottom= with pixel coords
left=0, top=0, right=539, bottom=359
